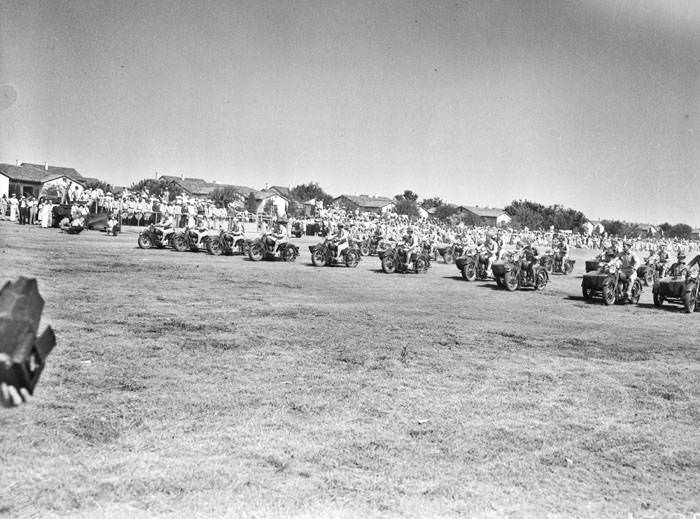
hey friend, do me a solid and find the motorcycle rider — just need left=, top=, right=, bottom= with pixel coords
left=554, top=234, right=570, bottom=270
left=401, top=226, right=420, bottom=267
left=267, top=219, right=289, bottom=255
left=617, top=240, right=639, bottom=300
left=231, top=217, right=245, bottom=236
left=483, top=235, right=498, bottom=276
left=667, top=252, right=687, bottom=277
left=520, top=239, right=540, bottom=283
left=329, top=222, right=350, bottom=262
left=656, top=244, right=670, bottom=277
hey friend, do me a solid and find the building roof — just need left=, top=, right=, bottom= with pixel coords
left=268, top=185, right=291, bottom=198
left=460, top=205, right=507, bottom=218
left=635, top=224, right=657, bottom=232
left=0, top=163, right=85, bottom=185
left=334, top=194, right=395, bottom=209
left=159, top=175, right=256, bottom=197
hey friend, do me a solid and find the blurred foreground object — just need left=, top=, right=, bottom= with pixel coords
left=0, top=277, right=56, bottom=403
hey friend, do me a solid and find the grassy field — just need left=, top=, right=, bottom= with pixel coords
left=0, top=220, right=698, bottom=518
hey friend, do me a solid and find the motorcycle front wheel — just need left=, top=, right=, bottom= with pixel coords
left=602, top=279, right=616, bottom=305
left=137, top=233, right=152, bottom=249
left=382, top=256, right=396, bottom=274
left=683, top=285, right=697, bottom=313
left=504, top=271, right=519, bottom=291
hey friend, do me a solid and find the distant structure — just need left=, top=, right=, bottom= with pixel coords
left=158, top=175, right=289, bottom=217
left=332, top=194, right=395, bottom=214
left=457, top=206, right=511, bottom=227
left=0, top=162, right=86, bottom=199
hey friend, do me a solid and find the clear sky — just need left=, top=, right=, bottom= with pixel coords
left=1, top=0, right=698, bottom=224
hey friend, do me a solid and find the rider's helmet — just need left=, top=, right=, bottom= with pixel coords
left=407, top=226, right=414, bottom=234
left=622, top=240, right=632, bottom=250
left=678, top=252, right=686, bottom=262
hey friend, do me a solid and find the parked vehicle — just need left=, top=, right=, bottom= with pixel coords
left=581, top=259, right=642, bottom=305
left=309, top=240, right=361, bottom=267
left=653, top=270, right=699, bottom=313
left=247, top=235, right=299, bottom=262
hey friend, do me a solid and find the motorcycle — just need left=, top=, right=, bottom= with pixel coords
left=309, top=239, right=361, bottom=267
left=552, top=253, right=575, bottom=275
left=172, top=228, right=218, bottom=252
left=247, top=235, right=299, bottom=262
left=436, top=243, right=464, bottom=265
left=350, top=235, right=371, bottom=256
left=498, top=251, right=549, bottom=291
left=581, top=259, right=642, bottom=305
left=455, top=247, right=490, bottom=281
left=653, top=269, right=700, bottom=313
left=379, top=245, right=430, bottom=274
left=137, top=224, right=175, bottom=249
left=637, top=256, right=660, bottom=286
left=206, top=230, right=246, bottom=256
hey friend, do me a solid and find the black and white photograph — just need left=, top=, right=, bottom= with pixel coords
left=1, top=1, right=698, bottom=517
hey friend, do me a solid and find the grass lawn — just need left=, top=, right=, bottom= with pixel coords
left=0, top=221, right=698, bottom=518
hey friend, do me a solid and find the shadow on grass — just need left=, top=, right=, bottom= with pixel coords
left=563, top=295, right=602, bottom=305
left=477, top=282, right=504, bottom=291
left=637, top=302, right=689, bottom=314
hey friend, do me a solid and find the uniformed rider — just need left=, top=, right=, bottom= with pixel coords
left=617, top=240, right=639, bottom=300
left=268, top=219, right=288, bottom=255
left=483, top=235, right=498, bottom=276
left=520, top=239, right=540, bottom=282
left=667, top=252, right=687, bottom=277
left=329, top=222, right=349, bottom=261
left=401, top=226, right=420, bottom=267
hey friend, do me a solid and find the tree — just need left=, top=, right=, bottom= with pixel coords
left=394, top=189, right=419, bottom=202
left=245, top=192, right=258, bottom=213
left=505, top=199, right=587, bottom=231
left=210, top=187, right=245, bottom=209
left=83, top=178, right=112, bottom=192
left=421, top=196, right=443, bottom=210
left=393, top=198, right=419, bottom=217
left=290, top=182, right=333, bottom=207
left=669, top=223, right=693, bottom=239
left=130, top=178, right=183, bottom=200
left=433, top=204, right=458, bottom=220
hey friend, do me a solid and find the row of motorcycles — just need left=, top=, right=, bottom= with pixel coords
left=581, top=253, right=700, bottom=312
left=136, top=224, right=300, bottom=262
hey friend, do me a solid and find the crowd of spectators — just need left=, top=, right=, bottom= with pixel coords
left=2, top=188, right=698, bottom=259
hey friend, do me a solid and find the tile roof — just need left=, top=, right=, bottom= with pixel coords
left=0, top=163, right=85, bottom=184
left=460, top=206, right=507, bottom=218
left=159, top=176, right=256, bottom=197
left=334, top=194, right=395, bottom=209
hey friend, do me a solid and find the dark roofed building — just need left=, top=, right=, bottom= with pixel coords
left=159, top=175, right=255, bottom=198
left=0, top=162, right=86, bottom=198
left=267, top=185, right=291, bottom=198
left=458, top=206, right=511, bottom=227
left=332, top=194, right=395, bottom=214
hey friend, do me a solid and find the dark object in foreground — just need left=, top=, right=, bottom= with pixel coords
left=0, top=277, right=56, bottom=394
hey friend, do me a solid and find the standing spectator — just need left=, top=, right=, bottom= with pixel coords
left=28, top=196, right=38, bottom=225
left=0, top=194, right=7, bottom=220
left=19, top=195, right=28, bottom=224
left=9, top=193, right=18, bottom=222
